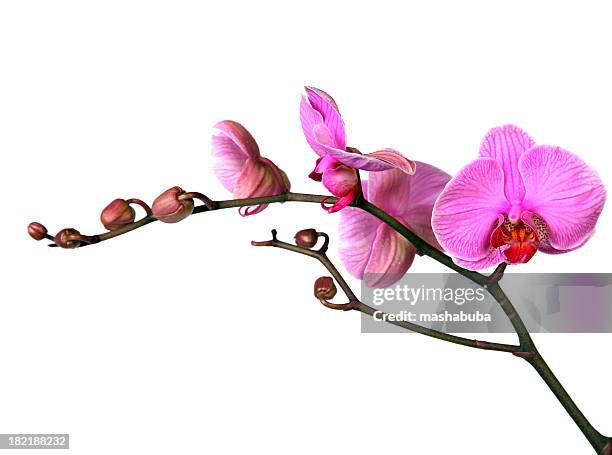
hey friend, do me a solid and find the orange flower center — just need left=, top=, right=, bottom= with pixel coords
left=491, top=219, right=538, bottom=264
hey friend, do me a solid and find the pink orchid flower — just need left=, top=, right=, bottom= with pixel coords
left=300, top=86, right=415, bottom=212
left=339, top=163, right=451, bottom=288
left=212, top=120, right=290, bottom=216
left=432, top=125, right=606, bottom=270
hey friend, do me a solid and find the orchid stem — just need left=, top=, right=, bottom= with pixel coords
left=251, top=230, right=519, bottom=353
left=36, top=190, right=610, bottom=452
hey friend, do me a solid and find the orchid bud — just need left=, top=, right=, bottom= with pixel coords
left=152, top=186, right=194, bottom=223
left=100, top=199, right=136, bottom=231
left=295, top=229, right=318, bottom=248
left=28, top=222, right=48, bottom=241
left=54, top=228, right=81, bottom=249
left=314, top=276, right=337, bottom=300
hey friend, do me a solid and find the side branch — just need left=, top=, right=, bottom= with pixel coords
left=251, top=229, right=520, bottom=354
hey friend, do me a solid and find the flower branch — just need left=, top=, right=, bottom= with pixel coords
left=252, top=229, right=520, bottom=353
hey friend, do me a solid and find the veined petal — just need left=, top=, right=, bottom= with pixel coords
left=338, top=207, right=381, bottom=278
left=432, top=158, right=510, bottom=260
left=521, top=211, right=592, bottom=255
left=366, top=149, right=415, bottom=174
left=402, top=162, right=451, bottom=248
left=305, top=86, right=345, bottom=149
left=306, top=86, right=339, bottom=111
left=213, top=120, right=260, bottom=158
left=519, top=145, right=606, bottom=250
left=233, top=158, right=287, bottom=216
left=363, top=223, right=417, bottom=288
left=366, top=162, right=449, bottom=216
left=454, top=246, right=508, bottom=270
left=211, top=134, right=249, bottom=192
left=324, top=146, right=414, bottom=173
left=480, top=125, right=534, bottom=203
left=300, top=96, right=328, bottom=157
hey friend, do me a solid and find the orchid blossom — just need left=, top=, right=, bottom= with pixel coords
left=432, top=125, right=606, bottom=269
left=300, top=86, right=415, bottom=212
left=212, top=120, right=290, bottom=216
left=339, top=163, right=450, bottom=287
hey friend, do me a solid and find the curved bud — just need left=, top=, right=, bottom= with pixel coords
left=100, top=199, right=136, bottom=231
left=314, top=276, right=337, bottom=300
left=54, top=228, right=82, bottom=249
left=152, top=186, right=194, bottom=223
left=28, top=222, right=48, bottom=241
left=295, top=228, right=318, bottom=249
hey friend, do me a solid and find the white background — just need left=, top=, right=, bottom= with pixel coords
left=1, top=1, right=611, bottom=454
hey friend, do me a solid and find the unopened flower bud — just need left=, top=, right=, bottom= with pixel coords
left=314, top=276, right=337, bottom=300
left=54, top=228, right=81, bottom=249
left=295, top=228, right=318, bottom=248
left=28, top=222, right=48, bottom=241
left=100, top=199, right=136, bottom=231
left=152, top=186, right=194, bottom=223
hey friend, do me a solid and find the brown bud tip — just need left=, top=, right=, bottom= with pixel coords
left=100, top=198, right=136, bottom=231
left=54, top=228, right=81, bottom=249
left=601, top=441, right=612, bottom=455
left=314, top=276, right=337, bottom=300
left=152, top=186, right=194, bottom=223
left=28, top=222, right=48, bottom=241
left=295, top=228, right=318, bottom=248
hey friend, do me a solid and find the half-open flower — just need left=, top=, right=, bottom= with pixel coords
left=212, top=120, right=290, bottom=216
left=432, top=125, right=606, bottom=270
left=300, top=86, right=415, bottom=212
left=339, top=162, right=450, bottom=287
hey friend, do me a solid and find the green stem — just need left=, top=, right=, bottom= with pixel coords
left=487, top=283, right=609, bottom=454
left=357, top=198, right=610, bottom=454
left=42, top=190, right=609, bottom=452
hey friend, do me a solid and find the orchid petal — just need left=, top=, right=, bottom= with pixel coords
left=521, top=211, right=590, bottom=255
left=363, top=223, right=417, bottom=288
left=211, top=134, right=249, bottom=192
left=305, top=86, right=339, bottom=111
left=366, top=149, right=415, bottom=174
left=519, top=145, right=606, bottom=250
left=213, top=120, right=260, bottom=158
left=321, top=164, right=359, bottom=198
left=323, top=146, right=414, bottom=173
left=432, top=158, right=510, bottom=260
left=480, top=125, right=534, bottom=203
left=305, top=87, right=345, bottom=149
left=300, top=96, right=328, bottom=157
left=454, top=246, right=508, bottom=270
left=233, top=158, right=286, bottom=216
left=338, top=207, right=381, bottom=278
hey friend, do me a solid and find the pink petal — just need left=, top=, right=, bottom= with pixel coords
left=479, top=125, right=534, bottom=203
left=300, top=96, right=328, bottom=157
left=366, top=149, right=415, bottom=174
left=305, top=86, right=339, bottom=111
left=454, top=246, right=508, bottom=270
left=211, top=134, right=249, bottom=192
left=338, top=207, right=381, bottom=278
left=402, top=162, right=451, bottom=248
left=519, top=145, right=606, bottom=250
left=363, top=223, right=417, bottom=288
left=432, top=158, right=510, bottom=260
left=233, top=158, right=287, bottom=216
left=321, top=164, right=359, bottom=198
left=305, top=87, right=345, bottom=149
left=213, top=120, right=260, bottom=158
left=323, top=146, right=413, bottom=173
left=322, top=193, right=356, bottom=213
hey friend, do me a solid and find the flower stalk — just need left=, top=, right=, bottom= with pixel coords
left=29, top=190, right=610, bottom=453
